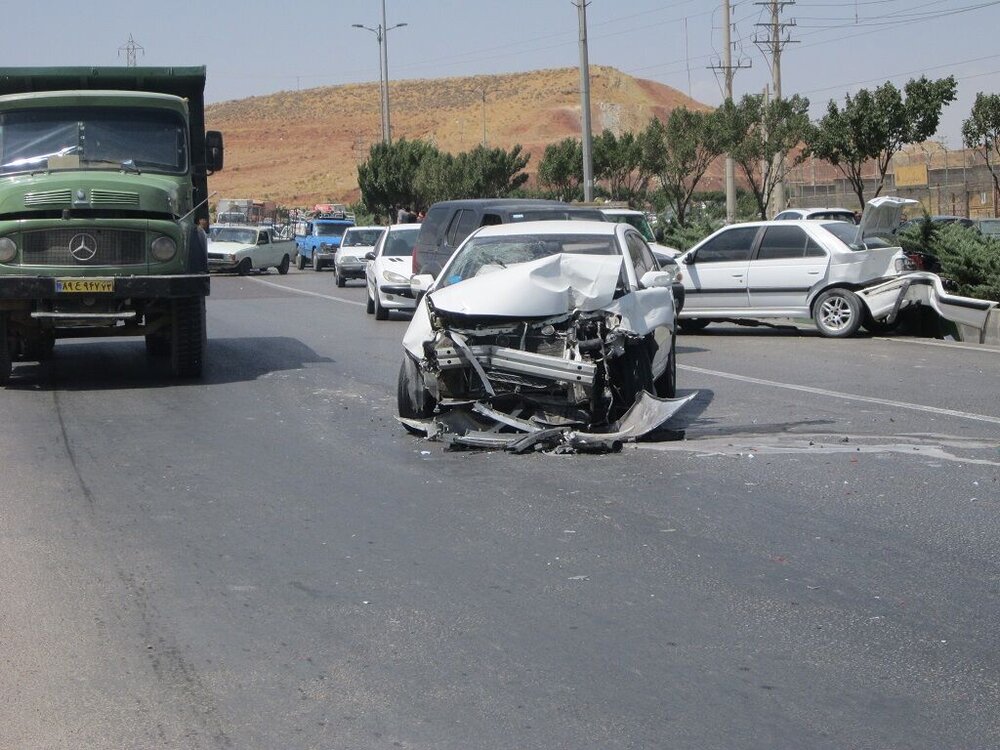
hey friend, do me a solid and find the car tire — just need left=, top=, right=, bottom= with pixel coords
left=366, top=291, right=375, bottom=315
left=814, top=288, right=863, bottom=338
left=313, top=253, right=322, bottom=271
left=0, top=316, right=12, bottom=385
left=336, top=268, right=346, bottom=287
left=678, top=318, right=710, bottom=333
left=397, top=355, right=436, bottom=429
left=296, top=253, right=305, bottom=271
left=374, top=289, right=388, bottom=320
left=653, top=333, right=677, bottom=398
left=277, top=255, right=290, bottom=275
left=237, top=257, right=252, bottom=276
left=607, top=340, right=654, bottom=422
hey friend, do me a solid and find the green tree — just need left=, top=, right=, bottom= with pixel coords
left=592, top=129, right=651, bottom=204
left=809, top=76, right=958, bottom=209
left=357, top=139, right=440, bottom=221
left=455, top=144, right=531, bottom=198
left=961, top=92, right=1000, bottom=203
left=537, top=137, right=583, bottom=201
left=643, top=109, right=724, bottom=227
left=717, top=94, right=812, bottom=220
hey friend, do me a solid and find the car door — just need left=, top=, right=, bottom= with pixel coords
left=623, top=230, right=674, bottom=376
left=681, top=226, right=759, bottom=312
left=746, top=225, right=829, bottom=311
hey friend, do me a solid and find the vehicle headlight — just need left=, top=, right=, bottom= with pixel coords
left=151, top=236, right=177, bottom=262
left=224, top=254, right=235, bottom=262
left=383, top=269, right=409, bottom=284
left=0, top=236, right=16, bottom=263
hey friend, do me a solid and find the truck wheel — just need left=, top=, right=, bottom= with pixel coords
left=0, top=316, right=11, bottom=385
left=313, top=253, right=322, bottom=271
left=277, top=255, right=290, bottom=275
left=296, top=253, right=305, bottom=271
left=814, top=288, right=863, bottom=338
left=145, top=332, right=170, bottom=356
left=237, top=258, right=252, bottom=276
left=22, top=335, right=55, bottom=362
left=397, top=356, right=435, bottom=428
left=170, top=297, right=206, bottom=378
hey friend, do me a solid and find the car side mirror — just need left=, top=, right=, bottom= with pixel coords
left=205, top=131, right=224, bottom=173
left=411, top=274, right=434, bottom=294
left=364, top=251, right=376, bottom=261
left=683, top=254, right=695, bottom=265
left=639, top=270, right=674, bottom=289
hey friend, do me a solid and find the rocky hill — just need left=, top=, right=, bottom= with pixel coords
left=205, top=65, right=708, bottom=207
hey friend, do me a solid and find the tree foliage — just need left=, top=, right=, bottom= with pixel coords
left=357, top=139, right=440, bottom=222
left=808, top=76, right=958, bottom=209
left=537, top=137, right=583, bottom=201
left=592, top=129, right=655, bottom=204
left=962, top=92, right=1000, bottom=201
left=897, top=223, right=1000, bottom=301
left=644, top=109, right=724, bottom=227
left=716, top=93, right=812, bottom=220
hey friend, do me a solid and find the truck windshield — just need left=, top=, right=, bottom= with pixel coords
left=314, top=224, right=348, bottom=237
left=0, top=106, right=188, bottom=175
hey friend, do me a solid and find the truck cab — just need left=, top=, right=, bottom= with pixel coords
left=294, top=214, right=355, bottom=271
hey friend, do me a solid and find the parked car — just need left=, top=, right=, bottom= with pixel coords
left=600, top=207, right=681, bottom=257
left=675, top=196, right=934, bottom=337
left=398, top=221, right=686, bottom=449
left=294, top=215, right=355, bottom=270
left=336, top=226, right=385, bottom=287
left=774, top=207, right=858, bottom=223
left=207, top=225, right=295, bottom=275
left=366, top=224, right=421, bottom=320
left=411, top=199, right=606, bottom=279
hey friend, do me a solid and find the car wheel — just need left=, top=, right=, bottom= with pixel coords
left=397, top=355, right=436, bottom=429
left=607, top=340, right=654, bottom=422
left=814, top=288, right=863, bottom=338
left=296, top=253, right=305, bottom=271
left=277, top=254, right=290, bottom=275
left=313, top=253, right=322, bottom=271
left=366, top=290, right=375, bottom=314
left=678, top=318, right=710, bottom=333
left=653, top=333, right=677, bottom=398
left=237, top=257, right=252, bottom=276
left=374, top=289, right=388, bottom=320
left=336, top=268, right=346, bottom=288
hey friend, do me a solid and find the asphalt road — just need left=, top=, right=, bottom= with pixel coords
left=2, top=268, right=999, bottom=750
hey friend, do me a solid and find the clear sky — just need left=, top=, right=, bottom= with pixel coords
left=6, top=0, right=1000, bottom=146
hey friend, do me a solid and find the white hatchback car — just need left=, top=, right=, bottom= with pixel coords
left=365, top=224, right=421, bottom=320
left=335, top=226, right=385, bottom=287
left=676, top=197, right=921, bottom=337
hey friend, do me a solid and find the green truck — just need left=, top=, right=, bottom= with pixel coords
left=0, top=66, right=224, bottom=384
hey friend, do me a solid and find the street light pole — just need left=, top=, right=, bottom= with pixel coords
left=574, top=0, right=594, bottom=202
left=353, top=9, right=407, bottom=146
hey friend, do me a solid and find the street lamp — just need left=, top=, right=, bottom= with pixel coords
left=353, top=4, right=406, bottom=145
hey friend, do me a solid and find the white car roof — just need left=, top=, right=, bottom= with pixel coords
left=472, top=220, right=618, bottom=238
left=345, top=225, right=384, bottom=232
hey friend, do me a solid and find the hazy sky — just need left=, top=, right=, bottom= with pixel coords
left=6, top=0, right=1000, bottom=145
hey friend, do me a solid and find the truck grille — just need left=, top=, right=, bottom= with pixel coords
left=91, top=189, right=140, bottom=206
left=22, top=228, right=146, bottom=266
left=24, top=190, right=72, bottom=207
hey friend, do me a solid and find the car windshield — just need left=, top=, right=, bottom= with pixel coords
left=0, top=106, right=188, bottom=175
left=210, top=227, right=258, bottom=244
left=343, top=229, right=384, bottom=247
left=822, top=221, right=893, bottom=251
left=315, top=223, right=348, bottom=237
left=382, top=230, right=419, bottom=257
left=609, top=213, right=656, bottom=242
left=439, top=233, right=618, bottom=288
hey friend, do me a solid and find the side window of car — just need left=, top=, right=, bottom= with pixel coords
left=445, top=210, right=466, bottom=247
left=481, top=213, right=502, bottom=227
left=756, top=226, right=809, bottom=260
left=804, top=236, right=827, bottom=258
left=695, top=227, right=758, bottom=262
left=258, top=232, right=269, bottom=245
left=624, top=232, right=656, bottom=277
left=454, top=210, right=480, bottom=243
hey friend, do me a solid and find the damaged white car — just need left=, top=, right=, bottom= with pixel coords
left=677, top=196, right=997, bottom=337
left=397, top=222, right=695, bottom=451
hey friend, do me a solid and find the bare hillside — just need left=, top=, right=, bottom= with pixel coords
left=205, top=65, right=708, bottom=207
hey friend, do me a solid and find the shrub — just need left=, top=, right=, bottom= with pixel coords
left=898, top=223, right=1000, bottom=301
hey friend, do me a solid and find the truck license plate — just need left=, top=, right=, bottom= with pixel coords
left=55, top=278, right=114, bottom=293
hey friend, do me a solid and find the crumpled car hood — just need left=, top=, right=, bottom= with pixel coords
left=428, top=254, right=624, bottom=318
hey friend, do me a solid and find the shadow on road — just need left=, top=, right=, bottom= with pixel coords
left=6, top=336, right=332, bottom=391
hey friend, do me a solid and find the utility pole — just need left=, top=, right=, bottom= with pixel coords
left=479, top=86, right=488, bottom=147
left=118, top=34, right=144, bottom=68
left=755, top=0, right=797, bottom=215
left=710, top=0, right=750, bottom=223
left=574, top=0, right=594, bottom=202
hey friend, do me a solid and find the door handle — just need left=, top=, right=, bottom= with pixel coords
left=731, top=274, right=744, bottom=278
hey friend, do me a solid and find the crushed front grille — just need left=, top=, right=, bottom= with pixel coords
left=22, top=228, right=146, bottom=266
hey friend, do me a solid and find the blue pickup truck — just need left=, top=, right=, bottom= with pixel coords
left=294, top=215, right=356, bottom=271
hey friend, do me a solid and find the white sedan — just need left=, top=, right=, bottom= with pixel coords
left=365, top=224, right=421, bottom=320
left=207, top=225, right=295, bottom=275
left=335, top=226, right=385, bottom=288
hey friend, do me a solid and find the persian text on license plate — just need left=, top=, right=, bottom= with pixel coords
left=55, top=278, right=114, bottom=293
